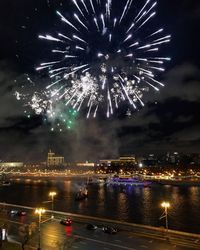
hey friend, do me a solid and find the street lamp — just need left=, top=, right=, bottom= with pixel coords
left=160, top=201, right=170, bottom=230
left=35, top=208, right=45, bottom=250
left=49, top=191, right=57, bottom=218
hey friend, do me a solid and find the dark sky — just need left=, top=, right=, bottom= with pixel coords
left=0, top=0, right=199, bottom=162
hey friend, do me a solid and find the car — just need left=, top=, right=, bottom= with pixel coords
left=10, top=210, right=19, bottom=215
left=10, top=210, right=26, bottom=216
left=102, top=226, right=117, bottom=234
left=18, top=211, right=26, bottom=216
left=86, top=224, right=98, bottom=230
left=60, top=219, right=72, bottom=226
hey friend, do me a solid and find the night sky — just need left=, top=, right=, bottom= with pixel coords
left=0, top=0, right=199, bottom=162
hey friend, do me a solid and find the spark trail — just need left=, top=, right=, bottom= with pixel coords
left=34, top=0, right=171, bottom=118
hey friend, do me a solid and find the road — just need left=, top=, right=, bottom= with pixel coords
left=0, top=206, right=199, bottom=250
left=8, top=219, right=197, bottom=250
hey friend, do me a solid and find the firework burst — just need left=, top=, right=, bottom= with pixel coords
left=15, top=75, right=78, bottom=131
left=37, top=0, right=170, bottom=118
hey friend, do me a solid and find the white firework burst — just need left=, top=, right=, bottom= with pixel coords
left=36, top=0, right=171, bottom=118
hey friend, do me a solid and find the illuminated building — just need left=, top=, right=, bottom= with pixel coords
left=100, top=156, right=136, bottom=165
left=142, top=154, right=158, bottom=167
left=0, top=162, right=24, bottom=168
left=166, top=152, right=180, bottom=165
left=76, top=161, right=95, bottom=167
left=47, top=150, right=64, bottom=167
left=98, top=156, right=137, bottom=173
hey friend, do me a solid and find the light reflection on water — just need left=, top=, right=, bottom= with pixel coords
left=1, top=178, right=200, bottom=233
left=117, top=192, right=128, bottom=221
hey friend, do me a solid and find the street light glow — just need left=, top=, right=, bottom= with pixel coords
left=35, top=207, right=46, bottom=250
left=49, top=191, right=57, bottom=218
left=35, top=208, right=46, bottom=215
left=49, top=191, right=57, bottom=197
left=161, top=201, right=170, bottom=208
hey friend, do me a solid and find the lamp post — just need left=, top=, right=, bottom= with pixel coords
left=161, top=201, right=170, bottom=230
left=35, top=208, right=45, bottom=250
left=49, top=191, right=57, bottom=218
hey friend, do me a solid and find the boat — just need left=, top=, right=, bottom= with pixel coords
left=86, top=177, right=94, bottom=185
left=75, top=187, right=88, bottom=201
left=97, top=177, right=106, bottom=184
left=106, top=177, right=151, bottom=187
left=0, top=174, right=11, bottom=186
left=0, top=181, right=11, bottom=186
left=86, top=177, right=106, bottom=185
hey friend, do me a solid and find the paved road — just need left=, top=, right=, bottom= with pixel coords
left=0, top=207, right=199, bottom=250
left=37, top=219, right=197, bottom=250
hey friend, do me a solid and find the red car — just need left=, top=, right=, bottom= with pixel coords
left=60, top=219, right=72, bottom=226
left=18, top=211, right=26, bottom=216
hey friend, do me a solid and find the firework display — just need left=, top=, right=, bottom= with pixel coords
left=17, top=0, right=170, bottom=123
left=15, top=76, right=78, bottom=131
left=37, top=0, right=170, bottom=118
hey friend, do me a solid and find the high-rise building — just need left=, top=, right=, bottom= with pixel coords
left=47, top=150, right=64, bottom=167
left=166, top=152, right=180, bottom=165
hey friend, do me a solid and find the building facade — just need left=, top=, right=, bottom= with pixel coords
left=98, top=156, right=137, bottom=173
left=0, top=162, right=24, bottom=168
left=47, top=150, right=64, bottom=167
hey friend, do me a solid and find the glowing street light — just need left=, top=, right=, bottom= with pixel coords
left=35, top=208, right=46, bottom=250
left=160, top=201, right=170, bottom=230
left=49, top=191, right=57, bottom=218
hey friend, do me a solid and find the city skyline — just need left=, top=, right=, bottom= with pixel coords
left=1, top=148, right=200, bottom=165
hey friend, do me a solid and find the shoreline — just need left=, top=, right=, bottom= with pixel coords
left=5, top=174, right=200, bottom=186
left=154, top=179, right=200, bottom=186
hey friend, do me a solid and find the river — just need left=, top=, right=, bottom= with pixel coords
left=0, top=177, right=200, bottom=234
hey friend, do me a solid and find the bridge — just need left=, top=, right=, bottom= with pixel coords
left=0, top=202, right=200, bottom=249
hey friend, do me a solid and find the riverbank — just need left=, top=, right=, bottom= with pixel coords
left=8, top=173, right=94, bottom=181
left=7, top=173, right=200, bottom=187
left=153, top=179, right=200, bottom=186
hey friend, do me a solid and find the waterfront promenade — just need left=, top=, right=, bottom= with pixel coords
left=8, top=172, right=200, bottom=186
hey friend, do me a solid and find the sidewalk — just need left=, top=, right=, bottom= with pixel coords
left=1, top=242, right=36, bottom=250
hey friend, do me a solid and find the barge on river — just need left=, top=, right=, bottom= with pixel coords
left=106, top=177, right=151, bottom=187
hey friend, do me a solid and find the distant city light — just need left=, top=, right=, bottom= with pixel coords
left=139, top=163, right=143, bottom=168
